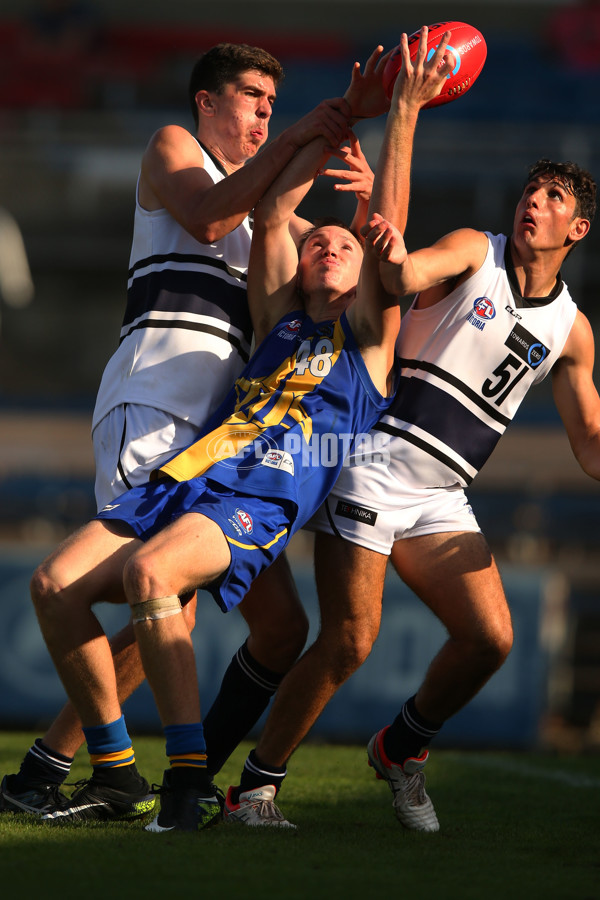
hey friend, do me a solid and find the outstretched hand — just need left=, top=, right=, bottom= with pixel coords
left=319, top=131, right=373, bottom=202
left=392, top=25, right=454, bottom=110
left=343, top=45, right=393, bottom=120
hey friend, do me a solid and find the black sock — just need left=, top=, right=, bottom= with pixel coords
left=234, top=749, right=286, bottom=802
left=11, top=739, right=73, bottom=789
left=167, top=766, right=213, bottom=794
left=90, top=762, right=144, bottom=790
left=383, top=695, right=442, bottom=763
left=203, top=640, right=283, bottom=777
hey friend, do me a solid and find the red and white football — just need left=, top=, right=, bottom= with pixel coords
left=383, top=21, right=487, bottom=108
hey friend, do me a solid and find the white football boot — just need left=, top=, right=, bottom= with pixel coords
left=367, top=727, right=439, bottom=832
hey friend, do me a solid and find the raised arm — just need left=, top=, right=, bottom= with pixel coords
left=247, top=112, right=350, bottom=344
left=319, top=131, right=374, bottom=239
left=359, top=27, right=494, bottom=305
left=346, top=27, right=456, bottom=388
left=247, top=46, right=399, bottom=345
left=139, top=101, right=351, bottom=244
left=370, top=27, right=452, bottom=231
left=364, top=223, right=489, bottom=297
left=552, top=310, right=600, bottom=480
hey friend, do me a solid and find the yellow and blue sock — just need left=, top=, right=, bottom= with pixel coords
left=165, top=723, right=212, bottom=792
left=83, top=715, right=139, bottom=787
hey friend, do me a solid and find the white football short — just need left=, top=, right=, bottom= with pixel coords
left=306, top=466, right=481, bottom=556
left=92, top=404, right=199, bottom=511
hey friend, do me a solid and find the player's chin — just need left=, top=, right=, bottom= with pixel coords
left=242, top=143, right=260, bottom=158
left=247, top=134, right=266, bottom=152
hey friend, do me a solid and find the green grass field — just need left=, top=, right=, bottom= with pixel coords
left=1, top=732, right=599, bottom=899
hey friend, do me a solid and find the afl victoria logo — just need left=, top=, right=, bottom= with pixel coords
left=472, top=297, right=496, bottom=320
left=286, top=319, right=302, bottom=333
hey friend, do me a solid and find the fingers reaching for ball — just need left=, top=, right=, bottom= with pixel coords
left=382, top=22, right=487, bottom=110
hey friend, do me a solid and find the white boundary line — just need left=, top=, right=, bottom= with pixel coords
left=444, top=752, right=600, bottom=788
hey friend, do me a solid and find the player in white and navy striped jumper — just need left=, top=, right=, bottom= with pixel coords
left=91, top=148, right=254, bottom=459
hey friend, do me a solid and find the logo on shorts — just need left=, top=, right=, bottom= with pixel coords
left=234, top=508, right=253, bottom=535
left=261, top=449, right=294, bottom=476
left=335, top=500, right=378, bottom=526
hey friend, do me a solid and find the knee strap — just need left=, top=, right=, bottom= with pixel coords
left=131, top=594, right=182, bottom=624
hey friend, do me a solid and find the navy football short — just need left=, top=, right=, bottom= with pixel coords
left=96, top=476, right=293, bottom=612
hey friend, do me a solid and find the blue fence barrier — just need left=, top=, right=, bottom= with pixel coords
left=0, top=546, right=557, bottom=747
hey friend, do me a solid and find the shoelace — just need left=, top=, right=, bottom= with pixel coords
left=40, top=783, right=71, bottom=808
left=65, top=777, right=97, bottom=800
left=399, top=771, right=427, bottom=806
left=251, top=798, right=286, bottom=821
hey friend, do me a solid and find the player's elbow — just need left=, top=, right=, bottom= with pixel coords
left=192, top=221, right=223, bottom=244
left=571, top=431, right=600, bottom=481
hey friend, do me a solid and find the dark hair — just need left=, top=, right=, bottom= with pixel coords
left=297, top=217, right=363, bottom=256
left=526, top=158, right=597, bottom=223
left=188, top=43, right=284, bottom=127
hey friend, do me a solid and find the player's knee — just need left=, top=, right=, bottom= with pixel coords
left=343, top=629, right=375, bottom=673
left=323, top=622, right=375, bottom=680
left=122, top=552, right=162, bottom=603
left=30, top=561, right=68, bottom=622
left=475, top=619, right=513, bottom=673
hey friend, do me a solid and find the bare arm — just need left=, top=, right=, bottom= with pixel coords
left=320, top=131, right=374, bottom=238
left=346, top=27, right=456, bottom=386
left=139, top=101, right=351, bottom=244
left=552, top=310, right=600, bottom=480
left=247, top=49, right=397, bottom=345
left=364, top=224, right=489, bottom=297
left=369, top=28, right=452, bottom=231
left=247, top=132, right=341, bottom=345
left=319, top=46, right=391, bottom=240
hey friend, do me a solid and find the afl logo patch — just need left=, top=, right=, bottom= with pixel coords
left=472, top=297, right=496, bottom=320
left=235, top=508, right=253, bottom=534
left=278, top=318, right=303, bottom=340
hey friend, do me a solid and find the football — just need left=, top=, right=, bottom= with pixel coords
left=383, top=21, right=487, bottom=108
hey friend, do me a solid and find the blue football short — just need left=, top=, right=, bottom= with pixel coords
left=96, top=476, right=293, bottom=612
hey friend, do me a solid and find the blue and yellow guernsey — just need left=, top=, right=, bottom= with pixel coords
left=158, top=309, right=391, bottom=537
